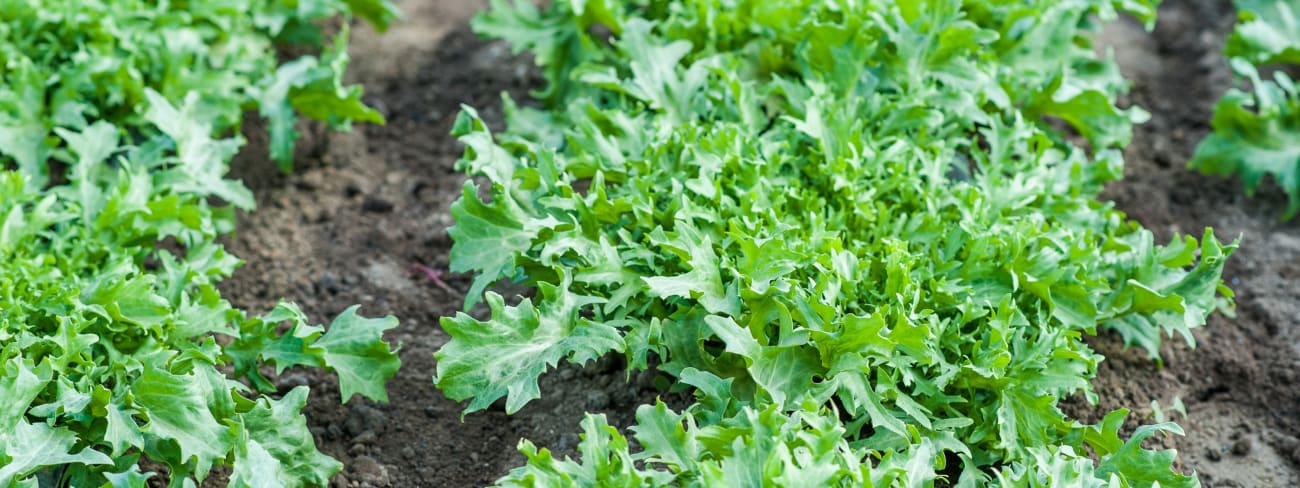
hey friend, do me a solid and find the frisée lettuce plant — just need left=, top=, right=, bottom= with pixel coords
left=0, top=1, right=401, bottom=486
left=437, top=0, right=1234, bottom=486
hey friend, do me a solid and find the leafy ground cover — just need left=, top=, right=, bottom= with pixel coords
left=433, top=0, right=1236, bottom=485
left=144, top=0, right=1298, bottom=486
left=0, top=1, right=401, bottom=486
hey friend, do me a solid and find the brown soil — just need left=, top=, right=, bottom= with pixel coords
left=216, top=0, right=1300, bottom=486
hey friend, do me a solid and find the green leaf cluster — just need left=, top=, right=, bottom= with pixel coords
left=1225, top=0, right=1300, bottom=66
left=1191, top=0, right=1300, bottom=219
left=0, top=1, right=401, bottom=486
left=0, top=0, right=394, bottom=176
left=437, top=0, right=1234, bottom=485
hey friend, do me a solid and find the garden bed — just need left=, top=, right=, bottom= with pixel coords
left=218, top=0, right=1300, bottom=486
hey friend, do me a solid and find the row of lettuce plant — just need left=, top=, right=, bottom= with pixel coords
left=0, top=1, right=401, bottom=486
left=436, top=0, right=1236, bottom=486
left=1189, top=0, right=1300, bottom=220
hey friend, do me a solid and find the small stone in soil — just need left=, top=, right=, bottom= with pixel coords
left=423, top=406, right=438, bottom=419
left=320, top=272, right=341, bottom=293
left=353, top=430, right=377, bottom=446
left=297, top=171, right=324, bottom=191
left=345, top=404, right=388, bottom=437
left=349, top=455, right=391, bottom=487
left=275, top=373, right=310, bottom=391
left=1232, top=438, right=1252, bottom=456
left=361, top=197, right=394, bottom=213
left=1206, top=447, right=1222, bottom=462
left=584, top=390, right=610, bottom=410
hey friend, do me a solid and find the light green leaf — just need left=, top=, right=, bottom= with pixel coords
left=310, top=306, right=401, bottom=403
left=345, top=0, right=403, bottom=32
left=629, top=401, right=700, bottom=473
left=1227, top=0, right=1300, bottom=65
left=0, top=357, right=51, bottom=431
left=1094, top=413, right=1198, bottom=488
left=436, top=283, right=623, bottom=414
left=447, top=181, right=541, bottom=309
left=230, top=438, right=285, bottom=488
left=0, top=421, right=113, bottom=486
left=131, top=367, right=233, bottom=479
left=236, top=387, right=343, bottom=487
left=1189, top=63, right=1300, bottom=219
left=104, top=403, right=144, bottom=457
